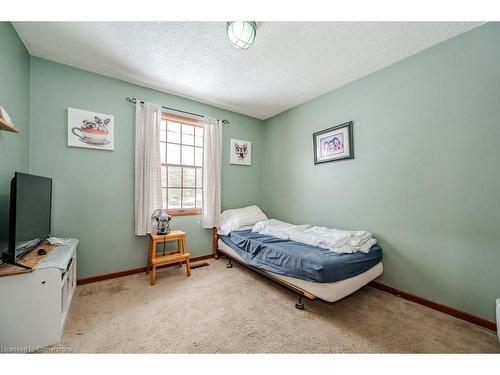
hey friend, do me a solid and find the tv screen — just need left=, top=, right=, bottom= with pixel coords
left=2, top=172, right=52, bottom=263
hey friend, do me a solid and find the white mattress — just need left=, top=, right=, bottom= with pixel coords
left=218, top=239, right=383, bottom=302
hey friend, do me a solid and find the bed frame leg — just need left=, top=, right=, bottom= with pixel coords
left=227, top=258, right=233, bottom=268
left=295, top=295, right=305, bottom=310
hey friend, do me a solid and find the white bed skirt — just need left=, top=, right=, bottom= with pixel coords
left=218, top=239, right=383, bottom=302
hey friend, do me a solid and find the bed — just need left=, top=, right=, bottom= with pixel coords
left=212, top=207, right=383, bottom=309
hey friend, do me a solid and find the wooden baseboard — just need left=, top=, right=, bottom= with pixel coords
left=77, top=253, right=214, bottom=285
left=188, top=253, right=214, bottom=262
left=370, top=281, right=497, bottom=332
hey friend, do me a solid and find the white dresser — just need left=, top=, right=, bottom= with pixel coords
left=0, top=239, right=78, bottom=352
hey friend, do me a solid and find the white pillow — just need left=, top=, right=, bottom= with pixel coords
left=218, top=205, right=268, bottom=235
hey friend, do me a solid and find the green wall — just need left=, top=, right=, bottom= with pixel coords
left=0, top=22, right=30, bottom=243
left=262, top=23, right=500, bottom=320
left=29, top=57, right=263, bottom=278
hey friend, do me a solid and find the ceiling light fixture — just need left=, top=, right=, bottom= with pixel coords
left=226, top=21, right=257, bottom=50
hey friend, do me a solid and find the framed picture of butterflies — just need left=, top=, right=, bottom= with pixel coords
left=230, top=138, right=252, bottom=166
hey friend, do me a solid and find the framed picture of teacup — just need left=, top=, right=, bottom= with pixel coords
left=68, top=108, right=114, bottom=151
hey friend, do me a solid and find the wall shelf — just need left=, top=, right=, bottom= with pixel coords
left=0, top=117, right=20, bottom=133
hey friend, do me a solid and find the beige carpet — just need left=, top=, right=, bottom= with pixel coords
left=59, top=258, right=500, bottom=353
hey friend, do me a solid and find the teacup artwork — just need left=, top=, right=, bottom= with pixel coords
left=72, top=117, right=111, bottom=145
left=68, top=108, right=114, bottom=150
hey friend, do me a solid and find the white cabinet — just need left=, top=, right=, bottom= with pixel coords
left=0, top=241, right=77, bottom=352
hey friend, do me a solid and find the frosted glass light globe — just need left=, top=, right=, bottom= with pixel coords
left=226, top=21, right=257, bottom=50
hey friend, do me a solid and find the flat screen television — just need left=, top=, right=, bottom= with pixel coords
left=1, top=172, right=52, bottom=266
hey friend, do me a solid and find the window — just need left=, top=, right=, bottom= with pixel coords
left=160, top=113, right=203, bottom=216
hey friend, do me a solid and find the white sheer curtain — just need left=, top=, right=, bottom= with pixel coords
left=134, top=102, right=163, bottom=235
left=202, top=117, right=222, bottom=228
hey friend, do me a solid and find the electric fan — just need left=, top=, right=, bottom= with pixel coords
left=151, top=209, right=172, bottom=235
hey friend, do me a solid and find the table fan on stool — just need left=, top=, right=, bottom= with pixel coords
left=151, top=209, right=172, bottom=235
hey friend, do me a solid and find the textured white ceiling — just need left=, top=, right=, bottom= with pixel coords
left=13, top=22, right=481, bottom=120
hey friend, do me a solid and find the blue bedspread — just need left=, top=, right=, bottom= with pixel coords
left=220, top=229, right=382, bottom=283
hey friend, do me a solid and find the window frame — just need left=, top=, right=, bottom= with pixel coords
left=161, top=112, right=203, bottom=217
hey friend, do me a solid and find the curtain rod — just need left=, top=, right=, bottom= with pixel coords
left=125, top=97, right=230, bottom=125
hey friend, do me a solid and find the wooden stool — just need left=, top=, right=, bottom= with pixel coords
left=147, top=230, right=191, bottom=285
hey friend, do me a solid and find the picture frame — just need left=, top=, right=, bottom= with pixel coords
left=68, top=107, right=115, bottom=151
left=313, top=121, right=353, bottom=164
left=229, top=138, right=252, bottom=165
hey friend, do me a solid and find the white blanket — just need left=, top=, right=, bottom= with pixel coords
left=252, top=219, right=376, bottom=254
